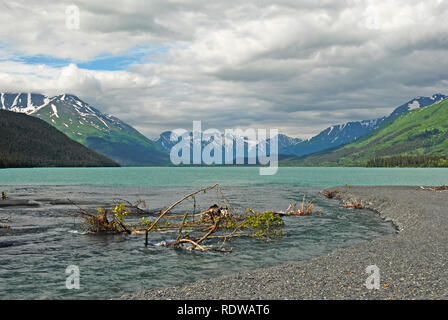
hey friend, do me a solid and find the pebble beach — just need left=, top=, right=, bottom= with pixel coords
left=121, top=186, right=447, bottom=300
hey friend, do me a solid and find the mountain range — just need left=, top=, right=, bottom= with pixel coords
left=156, top=131, right=300, bottom=152
left=280, top=94, right=447, bottom=156
left=281, top=96, right=448, bottom=166
left=1, top=92, right=446, bottom=167
left=155, top=131, right=301, bottom=162
left=153, top=94, right=447, bottom=161
left=0, top=93, right=168, bottom=166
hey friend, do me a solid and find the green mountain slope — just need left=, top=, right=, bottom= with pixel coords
left=0, top=110, right=119, bottom=168
left=35, top=95, right=169, bottom=166
left=282, top=98, right=448, bottom=166
left=1, top=93, right=170, bottom=166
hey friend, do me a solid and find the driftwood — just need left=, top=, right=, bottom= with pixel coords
left=420, top=185, right=448, bottom=191
left=70, top=184, right=239, bottom=251
left=144, top=184, right=220, bottom=245
left=114, top=198, right=161, bottom=216
left=274, top=195, right=322, bottom=216
left=322, top=190, right=339, bottom=199
left=343, top=202, right=364, bottom=209
left=70, top=184, right=322, bottom=252
left=165, top=209, right=226, bottom=252
left=322, top=189, right=364, bottom=209
left=0, top=216, right=11, bottom=229
left=69, top=199, right=131, bottom=234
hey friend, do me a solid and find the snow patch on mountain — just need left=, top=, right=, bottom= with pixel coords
left=408, top=100, right=420, bottom=110
left=50, top=104, right=59, bottom=118
left=0, top=93, right=50, bottom=114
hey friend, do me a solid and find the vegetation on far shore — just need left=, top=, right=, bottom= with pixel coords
left=366, top=155, right=448, bottom=168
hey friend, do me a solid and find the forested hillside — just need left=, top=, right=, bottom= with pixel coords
left=0, top=110, right=119, bottom=168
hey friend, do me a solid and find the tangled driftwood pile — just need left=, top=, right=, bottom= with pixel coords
left=71, top=184, right=322, bottom=252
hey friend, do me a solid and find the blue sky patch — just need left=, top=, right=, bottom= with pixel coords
left=5, top=45, right=168, bottom=71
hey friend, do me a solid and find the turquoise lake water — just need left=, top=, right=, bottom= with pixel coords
left=2, top=166, right=448, bottom=187
left=1, top=167, right=447, bottom=299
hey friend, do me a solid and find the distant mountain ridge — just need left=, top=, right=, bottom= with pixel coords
left=154, top=94, right=447, bottom=161
left=155, top=131, right=300, bottom=163
left=281, top=96, right=448, bottom=166
left=0, top=109, right=119, bottom=168
left=282, top=118, right=385, bottom=156
left=156, top=132, right=300, bottom=152
left=1, top=93, right=169, bottom=166
left=281, top=93, right=447, bottom=156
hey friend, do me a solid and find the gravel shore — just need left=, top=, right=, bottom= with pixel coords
left=121, top=186, right=447, bottom=300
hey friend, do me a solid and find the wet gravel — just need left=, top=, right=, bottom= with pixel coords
left=121, top=186, right=447, bottom=300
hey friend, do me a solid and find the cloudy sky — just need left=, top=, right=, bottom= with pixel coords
left=1, top=0, right=448, bottom=138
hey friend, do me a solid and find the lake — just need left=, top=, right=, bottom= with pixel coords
left=1, top=167, right=447, bottom=299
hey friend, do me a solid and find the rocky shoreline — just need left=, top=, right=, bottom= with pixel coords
left=121, top=186, right=447, bottom=300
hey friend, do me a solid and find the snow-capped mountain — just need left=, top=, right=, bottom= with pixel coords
left=0, top=93, right=169, bottom=165
left=282, top=93, right=447, bottom=156
left=389, top=94, right=447, bottom=118
left=269, top=134, right=302, bottom=153
left=1, top=93, right=127, bottom=132
left=0, top=93, right=50, bottom=114
left=155, top=130, right=260, bottom=163
left=283, top=117, right=386, bottom=156
left=154, top=131, right=297, bottom=163
left=155, top=131, right=179, bottom=152
left=156, top=132, right=300, bottom=152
